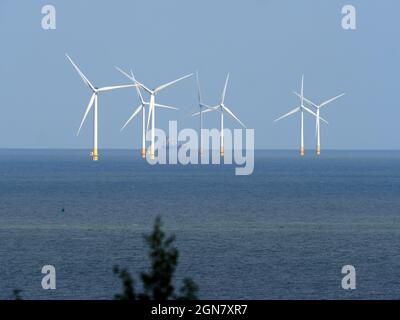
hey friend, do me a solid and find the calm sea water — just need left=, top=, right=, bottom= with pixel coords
left=0, top=149, right=400, bottom=300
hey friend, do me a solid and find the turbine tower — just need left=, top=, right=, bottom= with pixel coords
left=117, top=69, right=193, bottom=159
left=294, top=92, right=345, bottom=155
left=193, top=74, right=246, bottom=157
left=66, top=54, right=136, bottom=161
left=274, top=75, right=326, bottom=156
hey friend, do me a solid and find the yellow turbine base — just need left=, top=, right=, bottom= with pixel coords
left=220, top=147, right=224, bottom=157
left=92, top=149, right=99, bottom=161
left=150, top=153, right=155, bottom=160
left=316, top=145, right=321, bottom=156
left=300, top=147, right=305, bottom=156
left=141, top=148, right=146, bottom=159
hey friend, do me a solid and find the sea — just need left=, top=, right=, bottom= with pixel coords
left=0, top=149, right=400, bottom=300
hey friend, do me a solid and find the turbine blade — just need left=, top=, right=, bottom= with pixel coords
left=66, top=54, right=95, bottom=92
left=192, top=108, right=215, bottom=116
left=115, top=66, right=134, bottom=81
left=154, top=73, right=194, bottom=93
left=116, top=67, right=152, bottom=94
left=221, top=74, right=230, bottom=104
left=200, top=103, right=213, bottom=109
left=137, top=81, right=153, bottom=94
left=136, top=85, right=145, bottom=105
left=121, top=105, right=143, bottom=131
left=154, top=103, right=178, bottom=110
left=97, top=84, right=136, bottom=92
left=77, top=93, right=96, bottom=136
left=129, top=69, right=136, bottom=82
left=130, top=69, right=145, bottom=105
left=274, top=107, right=300, bottom=122
left=302, top=105, right=318, bottom=118
left=319, top=93, right=346, bottom=108
left=303, top=106, right=329, bottom=124
left=294, top=92, right=318, bottom=108
left=222, top=105, right=246, bottom=128
left=319, top=116, right=329, bottom=125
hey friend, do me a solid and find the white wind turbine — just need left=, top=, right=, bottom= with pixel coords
left=193, top=74, right=246, bottom=156
left=194, top=71, right=213, bottom=155
left=116, top=67, right=180, bottom=159
left=117, top=69, right=193, bottom=159
left=274, top=75, right=327, bottom=156
left=66, top=54, right=136, bottom=161
left=294, top=91, right=345, bottom=155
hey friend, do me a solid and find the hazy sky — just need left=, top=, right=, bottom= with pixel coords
left=0, top=0, right=398, bottom=149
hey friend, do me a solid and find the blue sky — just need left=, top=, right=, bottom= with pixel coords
left=0, top=0, right=398, bottom=149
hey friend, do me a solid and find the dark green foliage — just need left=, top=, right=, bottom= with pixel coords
left=113, top=266, right=136, bottom=300
left=176, top=278, right=199, bottom=300
left=12, top=289, right=23, bottom=300
left=140, top=216, right=178, bottom=300
left=114, top=216, right=198, bottom=300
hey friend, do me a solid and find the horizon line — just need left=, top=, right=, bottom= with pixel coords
left=0, top=148, right=399, bottom=151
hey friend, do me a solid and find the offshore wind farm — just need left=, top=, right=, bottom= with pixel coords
left=1, top=0, right=400, bottom=303
left=65, top=61, right=343, bottom=162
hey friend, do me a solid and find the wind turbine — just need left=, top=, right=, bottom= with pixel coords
left=116, top=67, right=179, bottom=159
left=274, top=75, right=326, bottom=156
left=294, top=91, right=345, bottom=155
left=193, top=74, right=246, bottom=156
left=117, top=68, right=193, bottom=160
left=66, top=54, right=136, bottom=161
left=194, top=71, right=213, bottom=155
left=117, top=68, right=147, bottom=158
